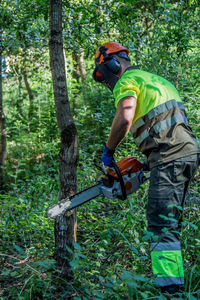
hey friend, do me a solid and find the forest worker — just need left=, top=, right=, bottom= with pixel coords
left=93, top=41, right=199, bottom=296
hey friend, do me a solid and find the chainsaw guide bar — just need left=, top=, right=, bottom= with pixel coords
left=47, top=157, right=148, bottom=219
left=47, top=183, right=103, bottom=219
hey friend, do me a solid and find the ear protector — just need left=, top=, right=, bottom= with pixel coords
left=98, top=46, right=121, bottom=74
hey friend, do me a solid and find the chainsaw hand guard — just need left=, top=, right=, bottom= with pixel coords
left=111, top=160, right=127, bottom=200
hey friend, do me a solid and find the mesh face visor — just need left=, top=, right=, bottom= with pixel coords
left=93, top=63, right=119, bottom=91
left=93, top=66, right=105, bottom=84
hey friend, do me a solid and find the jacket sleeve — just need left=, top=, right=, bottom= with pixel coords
left=113, top=76, right=140, bottom=108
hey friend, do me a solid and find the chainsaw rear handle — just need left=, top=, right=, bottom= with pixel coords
left=111, top=159, right=127, bottom=200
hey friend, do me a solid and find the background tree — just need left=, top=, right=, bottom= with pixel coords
left=0, top=31, right=7, bottom=190
left=49, top=0, right=79, bottom=279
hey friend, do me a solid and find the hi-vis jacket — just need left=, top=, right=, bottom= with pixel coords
left=113, top=68, right=199, bottom=168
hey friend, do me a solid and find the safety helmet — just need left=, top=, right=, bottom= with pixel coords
left=95, top=42, right=129, bottom=65
left=93, top=42, right=130, bottom=91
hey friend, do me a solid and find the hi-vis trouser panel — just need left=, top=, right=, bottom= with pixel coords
left=148, top=154, right=199, bottom=287
left=131, top=99, right=199, bottom=169
left=151, top=242, right=184, bottom=286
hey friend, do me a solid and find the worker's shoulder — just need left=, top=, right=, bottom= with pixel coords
left=125, top=68, right=164, bottom=80
left=121, top=68, right=156, bottom=83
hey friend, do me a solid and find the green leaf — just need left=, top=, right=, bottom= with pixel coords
left=10, top=271, right=18, bottom=277
left=73, top=242, right=82, bottom=250
left=69, top=260, right=79, bottom=268
left=14, top=245, right=24, bottom=253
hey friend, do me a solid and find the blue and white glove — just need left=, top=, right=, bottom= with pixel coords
left=101, top=145, right=115, bottom=167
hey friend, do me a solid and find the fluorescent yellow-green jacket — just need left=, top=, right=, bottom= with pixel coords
left=113, top=68, right=199, bottom=168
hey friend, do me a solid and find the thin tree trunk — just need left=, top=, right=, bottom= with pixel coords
left=72, top=51, right=80, bottom=82
left=72, top=50, right=86, bottom=84
left=78, top=51, right=86, bottom=83
left=71, top=51, right=80, bottom=114
left=17, top=75, right=23, bottom=118
left=49, top=0, right=78, bottom=279
left=23, top=72, right=34, bottom=122
left=0, top=39, right=7, bottom=190
left=71, top=50, right=87, bottom=112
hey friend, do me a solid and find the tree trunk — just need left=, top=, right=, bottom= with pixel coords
left=49, top=0, right=78, bottom=279
left=0, top=40, right=7, bottom=190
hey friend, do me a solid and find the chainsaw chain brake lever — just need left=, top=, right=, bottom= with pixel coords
left=93, top=158, right=108, bottom=175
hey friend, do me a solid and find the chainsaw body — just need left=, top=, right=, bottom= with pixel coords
left=100, top=169, right=145, bottom=199
left=101, top=156, right=146, bottom=199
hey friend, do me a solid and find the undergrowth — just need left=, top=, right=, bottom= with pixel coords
left=0, top=137, right=199, bottom=299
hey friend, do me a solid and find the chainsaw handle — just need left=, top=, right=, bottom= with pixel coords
left=93, top=158, right=108, bottom=175
left=111, top=160, right=127, bottom=200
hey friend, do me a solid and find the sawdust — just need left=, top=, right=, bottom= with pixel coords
left=47, top=198, right=72, bottom=218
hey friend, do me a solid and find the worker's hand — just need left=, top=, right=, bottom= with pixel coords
left=101, top=145, right=115, bottom=167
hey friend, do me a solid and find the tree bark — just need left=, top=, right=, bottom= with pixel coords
left=0, top=35, right=7, bottom=190
left=49, top=0, right=78, bottom=279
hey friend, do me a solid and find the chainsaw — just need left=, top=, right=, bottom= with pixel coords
left=47, top=156, right=148, bottom=219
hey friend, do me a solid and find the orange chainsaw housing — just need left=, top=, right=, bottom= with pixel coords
left=107, top=156, right=144, bottom=179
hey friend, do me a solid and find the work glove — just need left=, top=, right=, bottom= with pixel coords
left=101, top=145, right=115, bottom=167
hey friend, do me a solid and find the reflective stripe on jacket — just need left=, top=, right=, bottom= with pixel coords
left=130, top=99, right=199, bottom=168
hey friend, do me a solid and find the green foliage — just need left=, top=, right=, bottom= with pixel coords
left=0, top=0, right=200, bottom=298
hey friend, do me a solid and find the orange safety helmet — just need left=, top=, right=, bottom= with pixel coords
left=95, top=41, right=129, bottom=65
